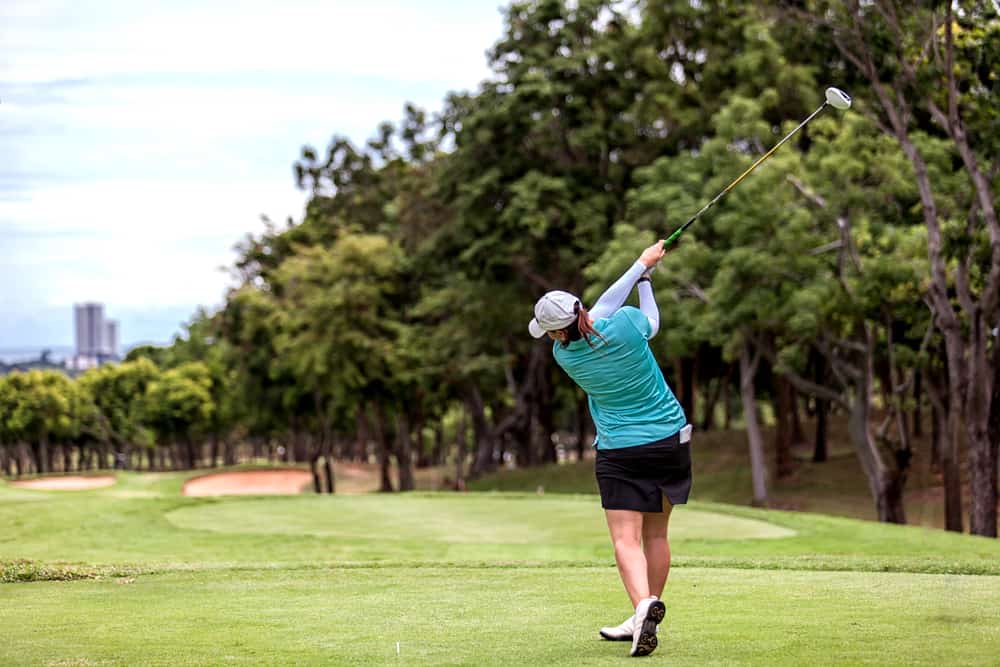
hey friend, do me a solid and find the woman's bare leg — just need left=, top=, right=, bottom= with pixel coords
left=605, top=509, right=650, bottom=607
left=642, top=498, right=673, bottom=598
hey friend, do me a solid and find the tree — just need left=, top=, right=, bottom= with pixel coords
left=776, top=0, right=1000, bottom=534
left=144, top=363, right=215, bottom=469
left=79, top=359, right=159, bottom=470
left=1, top=371, right=77, bottom=474
left=271, top=233, right=405, bottom=493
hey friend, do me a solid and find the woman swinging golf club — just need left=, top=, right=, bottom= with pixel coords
left=528, top=240, right=691, bottom=658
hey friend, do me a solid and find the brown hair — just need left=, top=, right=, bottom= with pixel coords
left=560, top=301, right=605, bottom=349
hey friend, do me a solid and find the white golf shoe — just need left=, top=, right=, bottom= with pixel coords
left=599, top=613, right=635, bottom=641
left=630, top=596, right=666, bottom=657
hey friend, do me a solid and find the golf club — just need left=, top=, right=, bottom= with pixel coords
left=662, top=86, right=852, bottom=247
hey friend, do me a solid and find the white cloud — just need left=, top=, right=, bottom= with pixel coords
left=2, top=178, right=305, bottom=308
left=2, top=179, right=303, bottom=238
left=0, top=0, right=506, bottom=346
left=1, top=0, right=500, bottom=84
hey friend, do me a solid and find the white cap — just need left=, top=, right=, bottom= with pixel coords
left=528, top=290, right=580, bottom=338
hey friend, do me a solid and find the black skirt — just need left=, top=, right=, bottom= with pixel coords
left=595, top=432, right=692, bottom=512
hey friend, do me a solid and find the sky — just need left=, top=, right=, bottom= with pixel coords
left=0, top=0, right=504, bottom=350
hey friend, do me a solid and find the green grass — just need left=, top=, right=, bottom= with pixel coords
left=2, top=470, right=999, bottom=665
left=469, top=420, right=967, bottom=530
left=4, top=567, right=999, bottom=666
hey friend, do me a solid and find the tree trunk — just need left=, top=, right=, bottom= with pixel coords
left=186, top=438, right=198, bottom=470
left=309, top=454, right=322, bottom=493
left=812, top=351, right=828, bottom=462
left=926, top=359, right=963, bottom=530
left=739, top=341, right=768, bottom=506
left=700, top=367, right=727, bottom=432
left=930, top=397, right=943, bottom=469
left=355, top=408, right=369, bottom=462
left=878, top=467, right=907, bottom=525
left=395, top=413, right=416, bottom=492
left=790, top=389, right=806, bottom=446
left=844, top=366, right=907, bottom=524
left=323, top=443, right=335, bottom=495
left=515, top=400, right=536, bottom=467
left=943, top=349, right=966, bottom=533
left=372, top=404, right=395, bottom=492
left=678, top=356, right=696, bottom=422
left=455, top=407, right=467, bottom=490
left=774, top=375, right=796, bottom=480
left=305, top=434, right=322, bottom=494
left=723, top=376, right=733, bottom=430
left=315, top=395, right=336, bottom=495
left=912, top=370, right=923, bottom=438
left=966, top=316, right=997, bottom=537
left=538, top=363, right=557, bottom=464
left=987, top=332, right=1000, bottom=537
left=432, top=423, right=444, bottom=466
left=467, top=387, right=497, bottom=477
left=38, top=432, right=50, bottom=474
left=414, top=416, right=428, bottom=468
left=19, top=442, right=30, bottom=475
left=811, top=395, right=828, bottom=463
left=575, top=391, right=589, bottom=462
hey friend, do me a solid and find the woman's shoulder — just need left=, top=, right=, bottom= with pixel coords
left=601, top=307, right=649, bottom=339
left=596, top=306, right=639, bottom=325
left=608, top=306, right=644, bottom=326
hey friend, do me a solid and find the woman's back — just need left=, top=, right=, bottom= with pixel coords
left=553, top=306, right=685, bottom=449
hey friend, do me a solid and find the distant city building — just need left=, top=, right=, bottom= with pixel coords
left=103, top=319, right=119, bottom=358
left=75, top=303, right=103, bottom=357
left=69, top=303, right=120, bottom=369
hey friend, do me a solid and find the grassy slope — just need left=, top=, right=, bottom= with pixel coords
left=469, top=417, right=965, bottom=529
left=3, top=473, right=1000, bottom=575
left=2, top=472, right=999, bottom=665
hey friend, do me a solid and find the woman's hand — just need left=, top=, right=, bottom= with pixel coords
left=638, top=240, right=667, bottom=268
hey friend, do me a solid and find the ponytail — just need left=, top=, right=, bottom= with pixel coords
left=561, top=301, right=605, bottom=349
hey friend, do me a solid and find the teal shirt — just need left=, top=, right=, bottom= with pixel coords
left=552, top=307, right=686, bottom=450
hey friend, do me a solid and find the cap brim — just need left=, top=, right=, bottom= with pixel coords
left=528, top=318, right=546, bottom=338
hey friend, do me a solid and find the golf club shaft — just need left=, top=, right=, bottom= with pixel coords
left=663, top=101, right=830, bottom=247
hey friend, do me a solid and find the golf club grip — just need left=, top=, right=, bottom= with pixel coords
left=663, top=219, right=695, bottom=247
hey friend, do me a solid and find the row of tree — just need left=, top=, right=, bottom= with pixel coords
left=0, top=361, right=212, bottom=476
left=2, top=1, right=997, bottom=536
left=0, top=353, right=480, bottom=494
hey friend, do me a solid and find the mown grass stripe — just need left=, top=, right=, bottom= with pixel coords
left=6, top=554, right=999, bottom=584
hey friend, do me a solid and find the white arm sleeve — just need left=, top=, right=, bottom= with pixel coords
left=637, top=280, right=660, bottom=338
left=589, top=260, right=647, bottom=320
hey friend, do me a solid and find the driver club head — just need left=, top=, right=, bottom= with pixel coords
left=825, top=87, right=852, bottom=110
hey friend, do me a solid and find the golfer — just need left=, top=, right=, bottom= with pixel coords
left=528, top=240, right=690, bottom=658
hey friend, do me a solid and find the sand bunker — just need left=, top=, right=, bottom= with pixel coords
left=9, top=475, right=116, bottom=491
left=183, top=470, right=313, bottom=497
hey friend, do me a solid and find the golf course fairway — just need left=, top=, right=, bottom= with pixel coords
left=2, top=471, right=998, bottom=665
